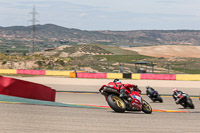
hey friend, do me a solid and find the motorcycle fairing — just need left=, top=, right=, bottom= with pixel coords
left=130, top=91, right=142, bottom=110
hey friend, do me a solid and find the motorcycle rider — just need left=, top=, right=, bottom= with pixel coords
left=146, top=86, right=155, bottom=98
left=109, top=79, right=141, bottom=99
left=172, top=88, right=185, bottom=104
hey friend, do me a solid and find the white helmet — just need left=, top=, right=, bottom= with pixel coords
left=173, top=88, right=178, bottom=92
left=113, top=79, right=121, bottom=83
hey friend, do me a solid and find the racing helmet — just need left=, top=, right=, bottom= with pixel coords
left=113, top=79, right=121, bottom=83
left=146, top=85, right=150, bottom=89
left=173, top=88, right=178, bottom=92
left=133, top=85, right=138, bottom=90
left=134, top=85, right=138, bottom=88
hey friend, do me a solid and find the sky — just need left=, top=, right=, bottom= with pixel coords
left=0, top=0, right=200, bottom=30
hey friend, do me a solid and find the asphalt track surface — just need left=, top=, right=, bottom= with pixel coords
left=1, top=77, right=200, bottom=133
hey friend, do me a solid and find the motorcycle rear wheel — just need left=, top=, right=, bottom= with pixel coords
left=142, top=100, right=152, bottom=114
left=107, top=94, right=126, bottom=113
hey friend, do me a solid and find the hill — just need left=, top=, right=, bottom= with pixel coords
left=1, top=24, right=200, bottom=46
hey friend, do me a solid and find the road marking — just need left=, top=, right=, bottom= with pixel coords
left=0, top=100, right=191, bottom=113
left=71, top=103, right=190, bottom=113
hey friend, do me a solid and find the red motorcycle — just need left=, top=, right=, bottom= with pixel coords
left=99, top=84, right=152, bottom=114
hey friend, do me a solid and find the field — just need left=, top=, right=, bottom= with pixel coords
left=123, top=45, right=200, bottom=58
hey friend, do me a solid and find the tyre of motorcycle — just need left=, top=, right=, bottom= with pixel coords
left=186, top=98, right=195, bottom=109
left=142, top=100, right=152, bottom=114
left=157, top=95, right=163, bottom=103
left=107, top=94, right=126, bottom=113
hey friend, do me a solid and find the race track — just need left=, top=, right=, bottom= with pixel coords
left=1, top=77, right=200, bottom=133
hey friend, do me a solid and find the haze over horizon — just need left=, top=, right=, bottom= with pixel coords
left=0, top=0, right=200, bottom=31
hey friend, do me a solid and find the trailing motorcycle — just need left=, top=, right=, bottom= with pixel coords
left=146, top=86, right=163, bottom=103
left=99, top=84, right=152, bottom=114
left=175, top=93, right=194, bottom=109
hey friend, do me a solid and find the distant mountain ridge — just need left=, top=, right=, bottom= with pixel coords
left=1, top=24, right=200, bottom=46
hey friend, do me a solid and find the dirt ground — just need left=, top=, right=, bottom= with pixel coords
left=122, top=45, right=200, bottom=58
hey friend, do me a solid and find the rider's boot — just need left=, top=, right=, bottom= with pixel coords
left=175, top=99, right=180, bottom=104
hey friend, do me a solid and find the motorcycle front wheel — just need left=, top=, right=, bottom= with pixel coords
left=187, top=98, right=195, bottom=109
left=157, top=95, right=163, bottom=103
left=107, top=94, right=126, bottom=113
left=142, top=100, right=152, bottom=114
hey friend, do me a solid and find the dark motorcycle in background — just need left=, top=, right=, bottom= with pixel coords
left=146, top=86, right=163, bottom=103
left=175, top=93, right=194, bottom=109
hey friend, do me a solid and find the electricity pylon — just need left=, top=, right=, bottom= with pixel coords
left=29, top=5, right=39, bottom=53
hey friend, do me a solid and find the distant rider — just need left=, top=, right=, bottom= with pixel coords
left=172, top=88, right=185, bottom=104
left=108, top=79, right=141, bottom=99
left=146, top=86, right=155, bottom=98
